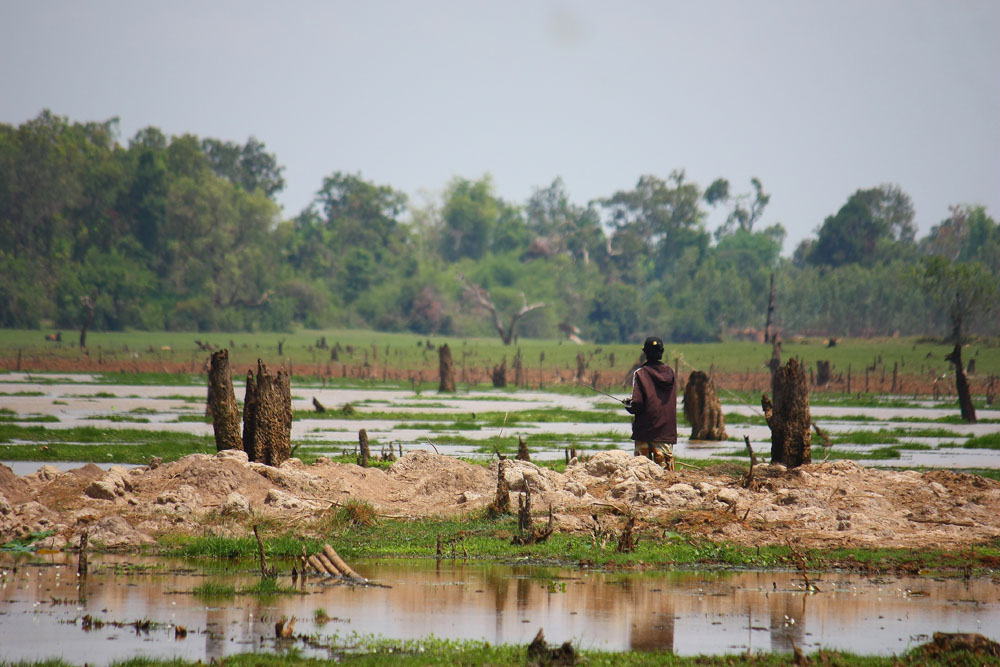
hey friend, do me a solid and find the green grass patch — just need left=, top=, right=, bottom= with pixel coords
left=0, top=424, right=215, bottom=463
left=83, top=414, right=151, bottom=423
left=961, top=433, right=1000, bottom=450
left=832, top=430, right=900, bottom=445
left=0, top=409, right=59, bottom=423
left=0, top=391, right=45, bottom=397
left=191, top=580, right=237, bottom=597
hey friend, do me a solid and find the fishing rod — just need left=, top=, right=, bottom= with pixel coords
left=575, top=379, right=628, bottom=404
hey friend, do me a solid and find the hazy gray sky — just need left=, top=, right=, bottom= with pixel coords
left=3, top=1, right=998, bottom=254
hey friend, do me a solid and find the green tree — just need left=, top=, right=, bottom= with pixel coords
left=201, top=137, right=285, bottom=198
left=602, top=171, right=709, bottom=279
left=440, top=175, right=503, bottom=261
left=809, top=184, right=915, bottom=267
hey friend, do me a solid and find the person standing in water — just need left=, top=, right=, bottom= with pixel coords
left=624, top=336, right=677, bottom=470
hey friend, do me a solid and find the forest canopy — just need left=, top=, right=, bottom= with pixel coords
left=2, top=111, right=998, bottom=343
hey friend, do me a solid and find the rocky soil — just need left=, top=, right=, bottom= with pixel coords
left=3, top=450, right=999, bottom=552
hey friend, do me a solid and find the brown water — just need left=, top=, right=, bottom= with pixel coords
left=0, top=554, right=997, bottom=663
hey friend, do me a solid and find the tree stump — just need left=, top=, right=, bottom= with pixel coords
left=762, top=358, right=811, bottom=468
left=576, top=352, right=586, bottom=381
left=815, top=360, right=831, bottom=387
left=358, top=428, right=371, bottom=467
left=683, top=370, right=727, bottom=440
left=512, top=348, right=524, bottom=387
left=208, top=349, right=242, bottom=452
left=438, top=344, right=455, bottom=393
left=516, top=436, right=531, bottom=461
left=242, top=370, right=260, bottom=462
left=242, top=360, right=292, bottom=466
left=491, top=357, right=507, bottom=388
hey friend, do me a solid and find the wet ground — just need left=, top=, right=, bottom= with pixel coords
left=2, top=372, right=999, bottom=470
left=0, top=554, right=997, bottom=663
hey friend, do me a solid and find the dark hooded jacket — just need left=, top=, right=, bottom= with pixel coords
left=627, top=361, right=677, bottom=443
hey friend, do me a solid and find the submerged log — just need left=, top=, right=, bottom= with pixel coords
left=323, top=544, right=364, bottom=581
left=208, top=349, right=242, bottom=451
left=683, top=370, right=727, bottom=440
left=438, top=344, right=455, bottom=392
left=762, top=358, right=812, bottom=468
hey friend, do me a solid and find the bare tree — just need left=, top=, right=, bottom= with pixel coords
left=458, top=273, right=545, bottom=345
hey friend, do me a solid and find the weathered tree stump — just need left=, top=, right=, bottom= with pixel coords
left=438, top=344, right=455, bottom=392
left=512, top=348, right=524, bottom=387
left=683, top=370, right=727, bottom=440
left=516, top=436, right=531, bottom=461
left=242, top=370, right=260, bottom=462
left=487, top=459, right=511, bottom=516
left=491, top=357, right=507, bottom=388
left=576, top=352, right=586, bottom=381
left=762, top=358, right=812, bottom=468
left=358, top=428, right=371, bottom=467
left=242, top=360, right=292, bottom=466
left=815, top=360, right=831, bottom=387
left=208, top=349, right=242, bottom=451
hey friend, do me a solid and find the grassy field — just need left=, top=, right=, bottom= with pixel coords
left=2, top=328, right=998, bottom=390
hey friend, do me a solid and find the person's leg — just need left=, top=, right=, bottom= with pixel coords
left=634, top=441, right=653, bottom=460
left=661, top=442, right=674, bottom=471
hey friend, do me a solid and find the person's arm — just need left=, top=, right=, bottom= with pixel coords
left=625, top=368, right=644, bottom=414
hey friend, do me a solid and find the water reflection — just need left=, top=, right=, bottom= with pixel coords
left=0, top=555, right=997, bottom=663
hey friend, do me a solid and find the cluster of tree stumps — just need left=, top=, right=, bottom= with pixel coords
left=207, top=349, right=292, bottom=466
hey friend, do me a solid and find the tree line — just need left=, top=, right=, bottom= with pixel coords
left=1, top=110, right=997, bottom=344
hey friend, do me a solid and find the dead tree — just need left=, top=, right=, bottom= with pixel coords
left=438, top=344, right=455, bottom=392
left=458, top=273, right=545, bottom=345
left=242, top=360, right=292, bottom=466
left=208, top=349, right=242, bottom=451
left=683, top=370, right=727, bottom=440
left=762, top=358, right=812, bottom=468
left=946, top=343, right=977, bottom=423
left=764, top=271, right=776, bottom=343
left=79, top=293, right=96, bottom=349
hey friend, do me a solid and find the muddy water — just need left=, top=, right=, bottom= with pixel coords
left=0, top=555, right=997, bottom=663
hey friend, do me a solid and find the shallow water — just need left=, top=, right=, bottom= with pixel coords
left=0, top=554, right=997, bottom=663
left=3, top=378, right=999, bottom=469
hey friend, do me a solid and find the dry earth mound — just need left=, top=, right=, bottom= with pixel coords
left=2, top=450, right=999, bottom=551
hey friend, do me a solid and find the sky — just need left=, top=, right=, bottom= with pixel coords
left=2, top=0, right=998, bottom=255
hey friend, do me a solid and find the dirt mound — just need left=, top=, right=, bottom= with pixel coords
left=2, top=450, right=1000, bottom=552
